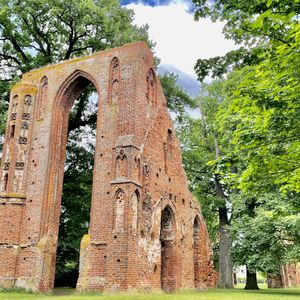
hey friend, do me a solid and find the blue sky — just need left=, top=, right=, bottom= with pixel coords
left=121, top=0, right=191, bottom=7
left=121, top=0, right=195, bottom=12
left=121, top=0, right=236, bottom=99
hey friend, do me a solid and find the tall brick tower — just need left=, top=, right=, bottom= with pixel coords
left=0, top=42, right=216, bottom=292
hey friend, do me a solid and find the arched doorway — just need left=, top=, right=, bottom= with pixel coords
left=160, top=205, right=176, bottom=292
left=42, top=71, right=99, bottom=289
left=193, top=216, right=201, bottom=288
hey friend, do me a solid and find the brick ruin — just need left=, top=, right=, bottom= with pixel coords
left=0, top=42, right=216, bottom=293
left=281, top=263, right=300, bottom=288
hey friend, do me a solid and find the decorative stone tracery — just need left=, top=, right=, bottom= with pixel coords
left=116, top=149, right=128, bottom=178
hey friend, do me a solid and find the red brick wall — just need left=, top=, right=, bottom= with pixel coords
left=281, top=263, right=300, bottom=287
left=0, top=42, right=216, bottom=293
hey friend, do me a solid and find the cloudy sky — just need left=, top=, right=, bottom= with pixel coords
left=121, top=0, right=236, bottom=85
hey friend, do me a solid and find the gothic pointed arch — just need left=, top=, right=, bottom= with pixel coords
left=115, top=188, right=125, bottom=231
left=160, top=204, right=176, bottom=292
left=41, top=70, right=99, bottom=237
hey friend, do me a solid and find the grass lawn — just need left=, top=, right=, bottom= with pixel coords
left=0, top=286, right=299, bottom=300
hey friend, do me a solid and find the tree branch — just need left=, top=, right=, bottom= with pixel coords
left=0, top=53, right=22, bottom=66
left=68, top=113, right=97, bottom=133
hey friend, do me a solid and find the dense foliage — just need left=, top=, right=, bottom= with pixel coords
left=192, top=0, right=300, bottom=81
left=191, top=0, right=300, bottom=289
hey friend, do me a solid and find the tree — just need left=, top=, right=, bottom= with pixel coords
left=192, top=0, right=300, bottom=81
left=217, top=29, right=300, bottom=287
left=159, top=71, right=196, bottom=119
left=180, top=72, right=300, bottom=290
left=0, top=0, right=151, bottom=72
left=192, top=0, right=300, bottom=289
left=176, top=80, right=235, bottom=288
left=221, top=42, right=300, bottom=193
left=229, top=192, right=300, bottom=289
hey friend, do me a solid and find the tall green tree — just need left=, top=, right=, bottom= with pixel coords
left=192, top=0, right=300, bottom=289
left=216, top=27, right=300, bottom=287
left=229, top=191, right=300, bottom=289
left=177, top=80, right=235, bottom=289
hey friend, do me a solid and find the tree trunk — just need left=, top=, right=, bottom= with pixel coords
left=218, top=206, right=234, bottom=288
left=245, top=267, right=259, bottom=290
left=214, top=136, right=234, bottom=289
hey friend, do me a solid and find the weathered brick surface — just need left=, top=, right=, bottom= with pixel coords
left=281, top=263, right=300, bottom=288
left=0, top=42, right=216, bottom=292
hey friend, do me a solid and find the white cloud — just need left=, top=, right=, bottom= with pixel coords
left=125, top=1, right=236, bottom=78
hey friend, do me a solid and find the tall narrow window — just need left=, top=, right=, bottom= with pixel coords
left=115, top=189, right=125, bottom=231
left=160, top=205, right=176, bottom=292
left=10, top=95, right=19, bottom=122
left=3, top=173, right=8, bottom=192
left=131, top=190, right=139, bottom=232
left=37, top=76, right=48, bottom=119
left=10, top=125, right=15, bottom=139
left=12, top=95, right=19, bottom=114
left=108, top=57, right=120, bottom=104
left=146, top=69, right=156, bottom=106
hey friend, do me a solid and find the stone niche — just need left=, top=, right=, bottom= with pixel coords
left=0, top=42, right=216, bottom=293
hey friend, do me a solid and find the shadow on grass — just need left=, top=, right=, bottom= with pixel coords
left=53, top=288, right=75, bottom=296
left=0, top=287, right=35, bottom=294
left=244, top=289, right=300, bottom=297
left=53, top=287, right=104, bottom=297
left=229, top=287, right=300, bottom=298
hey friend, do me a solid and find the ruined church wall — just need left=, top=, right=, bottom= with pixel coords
left=0, top=42, right=216, bottom=292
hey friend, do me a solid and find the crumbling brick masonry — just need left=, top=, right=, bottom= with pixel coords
left=0, top=42, right=216, bottom=293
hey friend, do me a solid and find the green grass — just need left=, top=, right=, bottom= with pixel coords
left=0, top=286, right=299, bottom=300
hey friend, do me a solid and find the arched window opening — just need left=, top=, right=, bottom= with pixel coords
left=55, top=74, right=98, bottom=289
left=9, top=125, right=15, bottom=139
left=115, top=189, right=125, bottom=231
left=160, top=205, right=176, bottom=292
left=12, top=95, right=19, bottom=114
left=146, top=69, right=156, bottom=106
